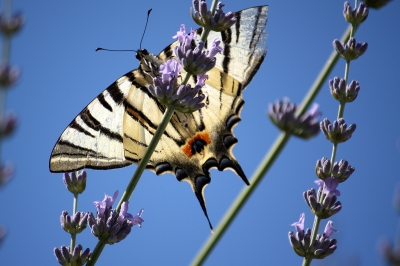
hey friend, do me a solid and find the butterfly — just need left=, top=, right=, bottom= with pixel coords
left=50, top=5, right=268, bottom=229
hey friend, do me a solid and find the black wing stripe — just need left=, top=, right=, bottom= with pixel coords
left=79, top=109, right=100, bottom=130
left=221, top=28, right=232, bottom=74
left=234, top=9, right=242, bottom=44
left=245, top=54, right=265, bottom=88
left=248, top=6, right=263, bottom=50
left=124, top=133, right=149, bottom=148
left=124, top=101, right=158, bottom=133
left=70, top=120, right=95, bottom=138
left=100, top=126, right=123, bottom=142
left=97, top=93, right=113, bottom=112
left=107, top=83, right=126, bottom=105
left=79, top=109, right=123, bottom=142
left=56, top=140, right=97, bottom=155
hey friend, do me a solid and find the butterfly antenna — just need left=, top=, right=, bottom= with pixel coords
left=139, top=8, right=152, bottom=50
left=95, top=48, right=137, bottom=52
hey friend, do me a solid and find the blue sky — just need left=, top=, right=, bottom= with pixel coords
left=0, top=1, right=399, bottom=265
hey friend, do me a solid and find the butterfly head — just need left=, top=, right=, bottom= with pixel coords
left=136, top=49, right=163, bottom=80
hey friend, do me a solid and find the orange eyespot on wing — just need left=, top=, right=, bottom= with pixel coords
left=181, top=131, right=211, bottom=157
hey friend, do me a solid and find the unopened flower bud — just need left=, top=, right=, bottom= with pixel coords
left=320, top=118, right=356, bottom=143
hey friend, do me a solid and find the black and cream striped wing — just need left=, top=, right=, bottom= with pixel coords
left=49, top=74, right=138, bottom=172
left=50, top=5, right=268, bottom=229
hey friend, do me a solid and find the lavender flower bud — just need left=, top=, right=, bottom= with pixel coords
left=289, top=231, right=307, bottom=257
left=60, top=211, right=89, bottom=234
left=54, top=245, right=91, bottom=266
left=0, top=13, right=23, bottom=36
left=303, top=228, right=312, bottom=249
left=268, top=99, right=320, bottom=139
left=0, top=64, right=19, bottom=87
left=63, top=171, right=87, bottom=194
left=331, top=159, right=355, bottom=182
left=0, top=163, right=13, bottom=186
left=316, top=157, right=331, bottom=180
left=343, top=2, right=369, bottom=25
left=380, top=239, right=400, bottom=264
left=310, top=233, right=337, bottom=259
left=320, top=118, right=356, bottom=143
left=333, top=38, right=368, bottom=61
left=0, top=226, right=6, bottom=245
left=0, top=113, right=17, bottom=137
left=329, top=77, right=360, bottom=102
left=191, top=0, right=236, bottom=31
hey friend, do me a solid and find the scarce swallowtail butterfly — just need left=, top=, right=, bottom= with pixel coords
left=50, top=6, right=268, bottom=229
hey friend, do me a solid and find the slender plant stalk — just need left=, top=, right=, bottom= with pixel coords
left=191, top=24, right=353, bottom=266
left=303, top=1, right=360, bottom=264
left=69, top=193, right=78, bottom=251
left=87, top=105, right=176, bottom=266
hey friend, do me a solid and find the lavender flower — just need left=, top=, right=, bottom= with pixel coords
left=0, top=163, right=13, bottom=186
left=289, top=213, right=310, bottom=257
left=0, top=13, right=23, bottom=36
left=88, top=191, right=143, bottom=244
left=268, top=99, right=321, bottom=139
left=0, top=226, right=6, bottom=245
left=173, top=24, right=222, bottom=75
left=329, top=77, right=360, bottom=103
left=304, top=183, right=342, bottom=218
left=343, top=2, right=369, bottom=25
left=323, top=221, right=338, bottom=237
left=63, top=171, right=87, bottom=194
left=380, top=238, right=400, bottom=264
left=320, top=118, right=356, bottom=143
left=191, top=0, right=236, bottom=31
left=324, top=177, right=341, bottom=196
left=130, top=208, right=145, bottom=227
left=148, top=59, right=206, bottom=113
left=0, top=64, right=19, bottom=87
left=54, top=245, right=90, bottom=266
left=291, top=213, right=305, bottom=233
left=333, top=37, right=368, bottom=61
left=60, top=211, right=89, bottom=234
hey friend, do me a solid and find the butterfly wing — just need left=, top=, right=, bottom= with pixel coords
left=49, top=73, right=138, bottom=172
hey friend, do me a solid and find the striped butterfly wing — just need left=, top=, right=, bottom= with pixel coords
left=50, top=6, right=268, bottom=229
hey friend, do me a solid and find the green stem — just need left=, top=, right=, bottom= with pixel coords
left=191, top=24, right=353, bottom=266
left=70, top=193, right=78, bottom=251
left=200, top=0, right=218, bottom=42
left=87, top=105, right=176, bottom=266
left=302, top=254, right=312, bottom=266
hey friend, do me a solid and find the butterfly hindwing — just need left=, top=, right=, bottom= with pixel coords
left=49, top=5, right=268, bottom=229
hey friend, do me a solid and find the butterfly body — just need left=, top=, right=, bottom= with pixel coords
left=50, top=6, right=268, bottom=229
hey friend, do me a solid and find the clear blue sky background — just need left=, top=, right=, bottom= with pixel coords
left=0, top=1, right=399, bottom=265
